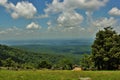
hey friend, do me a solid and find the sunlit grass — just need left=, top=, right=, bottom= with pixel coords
left=0, top=70, right=120, bottom=80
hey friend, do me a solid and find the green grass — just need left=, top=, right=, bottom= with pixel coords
left=0, top=70, right=120, bottom=80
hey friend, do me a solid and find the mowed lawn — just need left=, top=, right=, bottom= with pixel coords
left=0, top=70, right=120, bottom=80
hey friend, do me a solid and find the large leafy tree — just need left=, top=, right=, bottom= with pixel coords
left=91, top=27, right=120, bottom=70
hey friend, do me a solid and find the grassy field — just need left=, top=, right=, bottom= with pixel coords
left=0, top=70, right=120, bottom=80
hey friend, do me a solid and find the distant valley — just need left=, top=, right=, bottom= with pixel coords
left=0, top=39, right=93, bottom=46
left=0, top=39, right=93, bottom=55
left=0, top=39, right=93, bottom=69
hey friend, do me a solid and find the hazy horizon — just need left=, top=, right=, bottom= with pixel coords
left=0, top=38, right=93, bottom=46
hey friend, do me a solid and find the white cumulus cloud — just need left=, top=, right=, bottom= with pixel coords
left=0, top=26, right=21, bottom=35
left=57, top=11, right=83, bottom=28
left=92, top=17, right=117, bottom=27
left=63, top=0, right=108, bottom=11
left=45, top=0, right=108, bottom=14
left=0, top=1, right=37, bottom=19
left=0, top=0, right=7, bottom=5
left=44, top=0, right=64, bottom=14
left=62, top=27, right=85, bottom=32
left=26, top=22, right=41, bottom=30
left=109, top=7, right=120, bottom=16
left=47, top=21, right=52, bottom=26
left=0, top=31, right=7, bottom=34
left=44, top=0, right=109, bottom=32
left=10, top=1, right=37, bottom=19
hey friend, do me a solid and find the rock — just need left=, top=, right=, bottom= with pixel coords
left=79, top=77, right=91, bottom=80
left=72, top=67, right=82, bottom=71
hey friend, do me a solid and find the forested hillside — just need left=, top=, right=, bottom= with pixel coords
left=0, top=44, right=80, bottom=70
left=13, top=45, right=91, bottom=55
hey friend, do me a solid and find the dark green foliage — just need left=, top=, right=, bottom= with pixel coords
left=38, top=60, right=52, bottom=69
left=2, top=58, right=15, bottom=67
left=0, top=44, right=77, bottom=70
left=0, top=44, right=26, bottom=65
left=13, top=45, right=91, bottom=67
left=91, top=27, right=120, bottom=70
left=0, top=58, right=2, bottom=66
left=80, top=54, right=94, bottom=70
left=57, top=58, right=73, bottom=70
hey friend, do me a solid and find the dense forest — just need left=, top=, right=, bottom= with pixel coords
left=0, top=44, right=81, bottom=70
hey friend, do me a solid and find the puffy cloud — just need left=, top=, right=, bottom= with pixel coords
left=0, top=0, right=7, bottom=5
left=44, top=0, right=108, bottom=32
left=0, top=1, right=37, bottom=19
left=10, top=1, right=37, bottom=19
left=46, top=21, right=60, bottom=32
left=44, top=0, right=64, bottom=14
left=63, top=0, right=108, bottom=11
left=0, top=26, right=21, bottom=35
left=47, top=21, right=52, bottom=26
left=46, top=11, right=83, bottom=32
left=26, top=22, right=41, bottom=30
left=0, top=31, right=7, bottom=34
left=92, top=17, right=117, bottom=27
left=6, top=26, right=19, bottom=32
left=109, top=7, right=120, bottom=16
left=47, top=26, right=57, bottom=32
left=62, top=27, right=85, bottom=32
left=44, top=0, right=108, bottom=14
left=57, top=11, right=83, bottom=28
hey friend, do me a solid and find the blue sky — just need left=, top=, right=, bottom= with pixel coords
left=0, top=0, right=120, bottom=40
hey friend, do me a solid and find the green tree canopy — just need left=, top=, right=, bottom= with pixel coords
left=38, top=60, right=52, bottom=69
left=57, top=58, right=73, bottom=70
left=91, top=27, right=120, bottom=70
left=80, top=54, right=94, bottom=70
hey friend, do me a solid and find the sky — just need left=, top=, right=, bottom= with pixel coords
left=0, top=0, right=120, bottom=40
